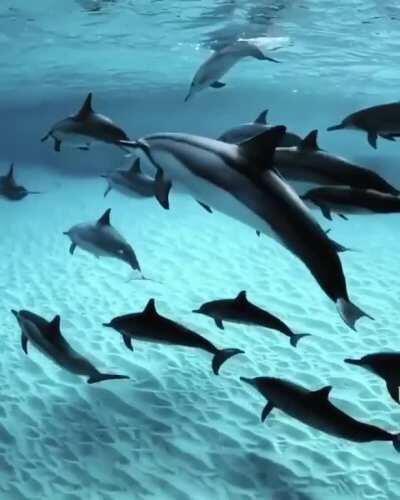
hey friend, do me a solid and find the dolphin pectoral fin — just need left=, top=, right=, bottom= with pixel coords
left=122, top=334, right=133, bottom=351
left=367, top=131, right=378, bottom=149
left=319, top=203, right=332, bottom=221
left=338, top=213, right=349, bottom=221
left=41, top=132, right=51, bottom=142
left=69, top=243, right=77, bottom=255
left=214, top=318, right=224, bottom=330
left=197, top=201, right=213, bottom=213
left=387, top=382, right=400, bottom=404
left=154, top=167, right=172, bottom=210
left=336, top=298, right=373, bottom=331
left=21, top=334, right=28, bottom=354
left=380, top=133, right=396, bottom=142
left=210, top=81, right=226, bottom=88
left=87, top=373, right=129, bottom=384
left=211, top=348, right=244, bottom=375
left=54, top=139, right=61, bottom=152
left=393, top=434, right=400, bottom=452
left=261, top=402, right=274, bottom=422
left=104, top=185, right=111, bottom=197
left=77, top=145, right=90, bottom=151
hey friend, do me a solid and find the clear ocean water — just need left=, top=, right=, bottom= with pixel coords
left=1, top=1, right=400, bottom=499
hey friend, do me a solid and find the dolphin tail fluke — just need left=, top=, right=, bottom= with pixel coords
left=336, top=298, right=373, bottom=331
left=212, top=348, right=244, bottom=375
left=392, top=434, right=400, bottom=452
left=87, top=373, right=129, bottom=384
left=327, top=124, right=345, bottom=132
left=40, top=132, right=51, bottom=142
left=290, top=333, right=311, bottom=348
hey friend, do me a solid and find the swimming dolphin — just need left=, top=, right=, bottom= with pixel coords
left=185, top=41, right=280, bottom=102
left=117, top=127, right=371, bottom=329
left=241, top=376, right=400, bottom=451
left=12, top=309, right=129, bottom=384
left=63, top=208, right=142, bottom=272
left=302, top=186, right=400, bottom=220
left=0, top=163, right=41, bottom=201
left=103, top=299, right=244, bottom=374
left=41, top=93, right=130, bottom=152
left=327, top=102, right=400, bottom=149
left=218, top=109, right=301, bottom=147
left=345, top=353, right=400, bottom=405
left=193, top=291, right=310, bottom=347
left=274, top=130, right=399, bottom=195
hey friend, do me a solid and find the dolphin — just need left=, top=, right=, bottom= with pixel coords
left=218, top=109, right=301, bottom=147
left=101, top=158, right=171, bottom=207
left=327, top=102, right=400, bottom=149
left=0, top=163, right=41, bottom=201
left=193, top=290, right=310, bottom=347
left=103, top=299, right=244, bottom=374
left=274, top=130, right=399, bottom=195
left=63, top=208, right=142, bottom=273
left=117, top=127, right=371, bottom=329
left=345, top=353, right=400, bottom=405
left=11, top=309, right=129, bottom=384
left=302, top=186, right=400, bottom=220
left=41, top=92, right=130, bottom=152
left=185, top=41, right=280, bottom=101
left=241, top=376, right=400, bottom=451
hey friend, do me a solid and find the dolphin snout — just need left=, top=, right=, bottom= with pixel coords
left=102, top=322, right=112, bottom=328
left=327, top=124, right=345, bottom=132
left=11, top=309, right=19, bottom=319
left=344, top=358, right=362, bottom=366
left=192, top=309, right=202, bottom=314
left=240, top=376, right=256, bottom=386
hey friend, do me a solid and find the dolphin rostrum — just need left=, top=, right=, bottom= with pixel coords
left=193, top=290, right=310, bottom=347
left=218, top=109, right=301, bottom=147
left=345, top=353, right=400, bottom=405
left=117, top=127, right=371, bottom=329
left=0, top=163, right=41, bottom=201
left=274, top=130, right=399, bottom=195
left=241, top=376, right=400, bottom=451
left=41, top=92, right=130, bottom=152
left=185, top=41, right=280, bottom=102
left=103, top=299, right=244, bottom=374
left=12, top=309, right=129, bottom=384
left=327, top=102, right=400, bottom=149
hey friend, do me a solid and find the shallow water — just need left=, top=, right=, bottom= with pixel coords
left=1, top=1, right=400, bottom=500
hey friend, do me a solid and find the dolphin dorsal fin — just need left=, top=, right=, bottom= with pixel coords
left=97, top=208, right=111, bottom=226
left=6, top=162, right=15, bottom=181
left=129, top=158, right=142, bottom=176
left=312, top=385, right=332, bottom=401
left=48, top=315, right=61, bottom=335
left=239, top=126, right=286, bottom=170
left=254, top=109, right=268, bottom=125
left=236, top=290, right=247, bottom=303
left=143, top=298, right=157, bottom=316
left=76, top=92, right=94, bottom=121
left=299, top=130, right=320, bottom=151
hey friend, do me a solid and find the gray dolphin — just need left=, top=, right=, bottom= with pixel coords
left=0, top=163, right=41, bottom=201
left=274, top=130, right=399, bottom=195
left=327, top=102, right=400, bottom=149
left=41, top=92, right=130, bottom=152
left=63, top=208, right=142, bottom=273
left=241, top=376, right=400, bottom=451
left=103, top=299, right=244, bottom=374
left=345, top=353, right=400, bottom=405
left=218, top=109, right=301, bottom=147
left=117, top=127, right=371, bottom=329
left=185, top=41, right=280, bottom=102
left=302, top=186, right=400, bottom=220
left=12, top=309, right=129, bottom=384
left=193, top=290, right=310, bottom=347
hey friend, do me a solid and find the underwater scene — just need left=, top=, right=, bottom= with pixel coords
left=1, top=1, right=400, bottom=499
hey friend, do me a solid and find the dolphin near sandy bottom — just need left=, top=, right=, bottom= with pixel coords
left=241, top=376, right=400, bottom=451
left=0, top=163, right=41, bottom=201
left=193, top=291, right=310, bottom=347
left=103, top=299, right=244, bottom=374
left=41, top=92, right=130, bottom=152
left=117, top=127, right=371, bottom=329
left=63, top=208, right=143, bottom=273
left=218, top=109, right=301, bottom=147
left=345, top=353, right=400, bottom=405
left=274, top=130, right=399, bottom=195
left=327, top=102, right=400, bottom=149
left=302, top=186, right=400, bottom=220
left=185, top=41, right=280, bottom=101
left=11, top=310, right=129, bottom=384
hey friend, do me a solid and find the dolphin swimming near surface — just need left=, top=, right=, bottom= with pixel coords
left=241, top=376, right=400, bottom=451
left=185, top=41, right=280, bottom=102
left=103, top=299, right=244, bottom=374
left=41, top=92, right=130, bottom=152
left=274, top=130, right=399, bottom=195
left=345, top=353, right=400, bottom=405
left=302, top=186, right=400, bottom=220
left=0, top=163, right=41, bottom=201
left=218, top=109, right=301, bottom=147
left=12, top=309, right=129, bottom=384
left=327, top=102, right=400, bottom=149
left=117, top=127, right=371, bottom=329
left=193, top=291, right=310, bottom=347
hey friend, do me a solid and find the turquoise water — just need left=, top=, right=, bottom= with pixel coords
left=1, top=1, right=400, bottom=499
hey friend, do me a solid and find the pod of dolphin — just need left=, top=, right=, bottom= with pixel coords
left=6, top=41, right=400, bottom=453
